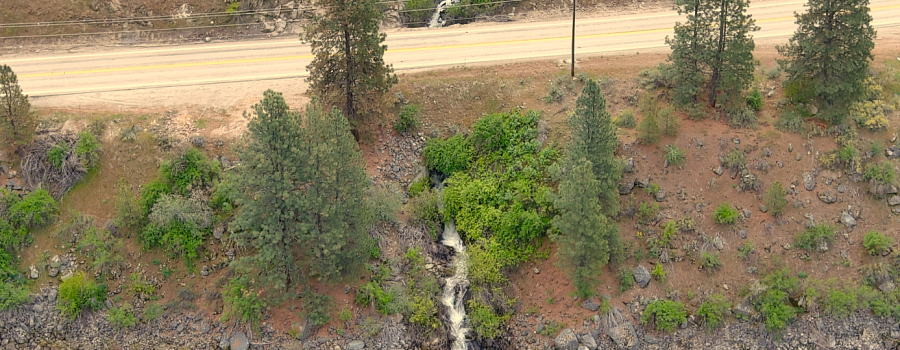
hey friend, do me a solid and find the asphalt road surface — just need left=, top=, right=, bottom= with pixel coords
left=3, top=0, right=900, bottom=108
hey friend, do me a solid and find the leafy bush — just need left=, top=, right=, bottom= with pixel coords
left=722, top=149, right=746, bottom=173
left=764, top=182, right=788, bottom=217
left=637, top=112, right=661, bottom=144
left=747, top=88, right=764, bottom=111
left=407, top=176, right=430, bottom=198
left=467, top=300, right=509, bottom=339
left=357, top=281, right=402, bottom=315
left=303, top=290, right=334, bottom=327
left=642, top=300, right=686, bottom=332
left=639, top=62, right=676, bottom=89
left=794, top=224, right=835, bottom=252
left=712, top=202, right=738, bottom=225
left=861, top=262, right=894, bottom=287
left=366, top=185, right=402, bottom=224
left=142, top=303, right=162, bottom=322
left=664, top=144, right=685, bottom=167
left=142, top=193, right=211, bottom=261
left=222, top=277, right=266, bottom=326
left=864, top=161, right=897, bottom=184
left=615, top=109, right=636, bottom=128
left=57, top=272, right=107, bottom=320
left=139, top=178, right=170, bottom=216
left=651, top=263, right=667, bottom=283
left=75, top=131, right=101, bottom=170
left=423, top=134, right=474, bottom=175
left=701, top=251, right=722, bottom=270
left=114, top=178, right=144, bottom=231
left=7, top=189, right=56, bottom=228
left=107, top=304, right=138, bottom=329
left=757, top=289, right=797, bottom=332
left=127, top=273, right=155, bottom=296
left=76, top=227, right=124, bottom=277
left=47, top=140, right=69, bottom=170
left=0, top=282, right=30, bottom=310
left=863, top=231, right=893, bottom=256
left=618, top=266, right=634, bottom=293
left=738, top=242, right=755, bottom=259
left=696, top=294, right=730, bottom=330
left=851, top=77, right=890, bottom=131
left=395, top=104, right=421, bottom=133
left=467, top=239, right=514, bottom=286
left=407, top=188, right=442, bottom=240
left=637, top=201, right=658, bottom=224
left=825, top=288, right=858, bottom=318
left=160, top=148, right=219, bottom=195
left=538, top=319, right=565, bottom=336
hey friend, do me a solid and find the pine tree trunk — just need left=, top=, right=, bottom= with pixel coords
left=707, top=0, right=729, bottom=106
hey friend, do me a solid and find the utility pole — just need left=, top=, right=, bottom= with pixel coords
left=571, top=0, right=576, bottom=77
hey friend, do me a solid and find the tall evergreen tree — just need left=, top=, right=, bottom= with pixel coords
left=566, top=79, right=621, bottom=217
left=666, top=0, right=758, bottom=108
left=551, top=158, right=621, bottom=298
left=232, top=91, right=373, bottom=292
left=304, top=0, right=398, bottom=129
left=0, top=65, right=37, bottom=154
left=777, top=0, right=875, bottom=124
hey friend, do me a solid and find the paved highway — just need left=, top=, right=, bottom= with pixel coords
left=3, top=0, right=900, bottom=106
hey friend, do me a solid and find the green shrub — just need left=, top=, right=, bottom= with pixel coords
left=367, top=185, right=402, bottom=224
left=407, top=176, right=430, bottom=198
left=701, top=252, right=722, bottom=270
left=408, top=188, right=442, bottom=240
left=395, top=104, right=421, bottom=133
left=76, top=227, right=124, bottom=277
left=57, top=272, right=107, bottom=320
left=47, top=140, right=69, bottom=170
left=696, top=294, right=730, bottom=330
left=222, top=277, right=266, bottom=326
left=408, top=296, right=439, bottom=331
left=357, top=281, right=402, bottom=315
left=7, top=189, right=56, bottom=228
left=139, top=177, right=170, bottom=216
left=637, top=112, right=661, bottom=144
left=75, top=131, right=101, bottom=170
left=861, top=262, right=894, bottom=287
left=825, top=288, right=858, bottom=318
left=616, top=109, right=636, bottom=128
left=722, top=149, right=746, bottom=172
left=764, top=182, right=788, bottom=217
left=423, top=134, right=474, bottom=174
left=664, top=144, right=685, bottom=167
left=113, top=178, right=144, bottom=230
left=775, top=109, right=804, bottom=133
left=757, top=289, right=797, bottom=332
left=863, top=231, right=893, bottom=256
left=467, top=300, right=509, bottom=339
left=618, top=266, right=635, bottom=293
left=651, top=263, right=667, bottom=283
left=160, top=148, right=219, bottom=195
left=143, top=193, right=211, bottom=261
left=641, top=300, right=686, bottom=332
left=864, top=161, right=897, bottom=184
left=794, top=224, right=835, bottom=252
left=766, top=65, right=782, bottom=80
left=737, top=242, right=755, bottom=260
left=639, top=62, right=676, bottom=89
left=712, top=202, right=738, bottom=225
left=142, top=303, right=162, bottom=322
left=303, top=290, right=334, bottom=327
left=747, top=88, right=764, bottom=111
left=637, top=202, right=658, bottom=224
left=538, top=319, right=565, bottom=336
left=107, top=304, right=138, bottom=329
left=127, top=273, right=155, bottom=296
left=661, top=107, right=680, bottom=137
left=0, top=282, right=30, bottom=310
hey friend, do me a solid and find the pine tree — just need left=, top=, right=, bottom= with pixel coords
left=777, top=0, right=875, bottom=124
left=666, top=0, right=758, bottom=108
left=304, top=0, right=398, bottom=129
left=566, top=79, right=622, bottom=217
left=231, top=90, right=308, bottom=292
left=0, top=65, right=37, bottom=154
left=232, top=91, right=373, bottom=292
left=551, top=158, right=621, bottom=298
left=300, top=101, right=373, bottom=282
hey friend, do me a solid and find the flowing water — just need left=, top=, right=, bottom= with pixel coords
left=441, top=220, right=469, bottom=350
left=427, top=0, right=461, bottom=28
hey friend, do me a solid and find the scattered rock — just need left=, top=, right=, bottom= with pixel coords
left=29, top=265, right=39, bottom=279
left=554, top=328, right=579, bottom=350
left=581, top=298, right=599, bottom=312
left=888, top=195, right=900, bottom=206
left=783, top=243, right=791, bottom=250
left=654, top=189, right=666, bottom=202
left=581, top=334, right=598, bottom=350
left=534, top=267, right=540, bottom=275
left=623, top=158, right=634, bottom=173
left=880, top=281, right=896, bottom=293
left=714, top=236, right=724, bottom=250
left=817, top=191, right=836, bottom=204
left=788, top=143, right=793, bottom=152
left=759, top=204, right=768, bottom=213
left=838, top=185, right=848, bottom=193
left=841, top=212, right=857, bottom=228
left=712, top=166, right=723, bottom=176
left=348, top=340, right=366, bottom=350
left=190, top=136, right=205, bottom=148
left=618, top=181, right=635, bottom=195
left=816, top=238, right=829, bottom=253
left=796, top=154, right=802, bottom=161
left=262, top=21, right=275, bottom=33
left=230, top=331, right=249, bottom=350
left=803, top=173, right=816, bottom=191
left=200, top=265, right=209, bottom=277
left=607, top=323, right=637, bottom=349
left=634, top=265, right=650, bottom=288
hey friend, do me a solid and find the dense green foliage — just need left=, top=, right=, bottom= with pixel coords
left=222, top=276, right=267, bottom=326
left=642, top=299, right=687, bottom=332
left=142, top=193, right=211, bottom=263
left=712, top=202, right=738, bottom=225
left=7, top=189, right=57, bottom=229
left=423, top=134, right=475, bottom=175
left=77, top=226, right=125, bottom=277
left=701, top=251, right=723, bottom=269
left=467, top=299, right=509, bottom=339
left=864, top=161, right=897, bottom=184
left=304, top=0, right=397, bottom=126
left=107, top=304, right=138, bottom=329
left=1, top=188, right=57, bottom=306
left=664, top=144, right=685, bottom=167
left=777, top=0, right=875, bottom=124
left=618, top=266, right=635, bottom=293
left=794, top=223, right=835, bottom=252
left=0, top=65, right=37, bottom=149
left=863, top=231, right=892, bottom=256
left=47, top=141, right=69, bottom=170
left=232, top=91, right=374, bottom=292
left=666, top=0, right=758, bottom=108
left=754, top=268, right=799, bottom=332
left=0, top=281, right=30, bottom=310
left=75, top=131, right=101, bottom=170
left=825, top=288, right=858, bottom=318
left=395, top=104, right=421, bottom=133
left=303, top=289, right=335, bottom=327
left=160, top=148, right=220, bottom=196
left=616, top=109, right=636, bottom=128
left=696, top=294, right=730, bottom=330
left=764, top=182, right=788, bottom=217
left=57, top=272, right=107, bottom=320
left=651, top=263, right=667, bottom=283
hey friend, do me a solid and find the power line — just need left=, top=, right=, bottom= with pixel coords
left=400, top=0, right=522, bottom=13
left=0, top=22, right=264, bottom=39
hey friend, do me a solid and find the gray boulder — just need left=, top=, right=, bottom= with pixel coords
left=803, top=172, right=816, bottom=191
left=348, top=340, right=366, bottom=350
left=654, top=189, right=666, bottom=202
left=889, top=195, right=900, bottom=206
left=623, top=158, right=634, bottom=173
left=581, top=333, right=598, bottom=350
left=554, top=328, right=579, bottom=350
left=841, top=212, right=857, bottom=228
left=607, top=323, right=637, bottom=349
left=581, top=298, right=599, bottom=312
left=633, top=265, right=650, bottom=288
left=817, top=191, right=836, bottom=204
left=618, top=181, right=635, bottom=195
left=230, top=331, right=249, bottom=350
